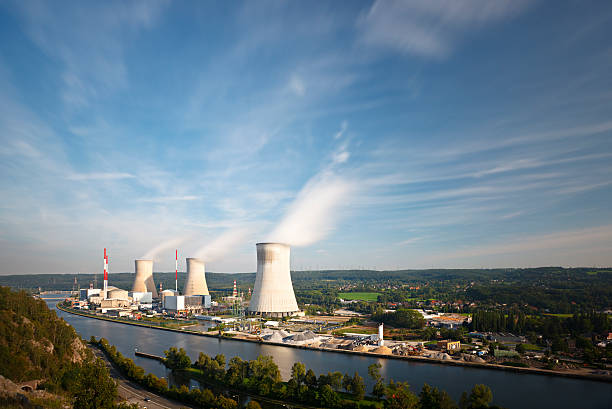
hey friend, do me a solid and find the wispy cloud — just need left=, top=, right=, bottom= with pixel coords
left=358, top=0, right=534, bottom=58
left=67, top=172, right=135, bottom=181
left=140, top=196, right=200, bottom=203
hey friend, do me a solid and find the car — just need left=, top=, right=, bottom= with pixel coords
left=144, top=397, right=151, bottom=402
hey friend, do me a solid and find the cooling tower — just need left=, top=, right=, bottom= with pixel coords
left=183, top=258, right=209, bottom=296
left=132, top=259, right=158, bottom=298
left=248, top=242, right=299, bottom=317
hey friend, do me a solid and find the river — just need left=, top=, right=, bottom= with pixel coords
left=45, top=297, right=611, bottom=409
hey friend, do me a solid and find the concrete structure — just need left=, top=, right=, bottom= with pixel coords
left=132, top=259, right=158, bottom=298
left=378, top=323, right=384, bottom=346
left=164, top=295, right=210, bottom=313
left=129, top=291, right=152, bottom=304
left=248, top=242, right=299, bottom=317
left=107, top=289, right=129, bottom=300
left=183, top=258, right=209, bottom=296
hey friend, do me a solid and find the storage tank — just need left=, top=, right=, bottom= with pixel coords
left=107, top=289, right=129, bottom=300
left=183, top=258, right=209, bottom=296
left=132, top=259, right=158, bottom=298
left=248, top=243, right=299, bottom=317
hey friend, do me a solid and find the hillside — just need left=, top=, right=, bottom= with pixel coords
left=0, top=286, right=119, bottom=408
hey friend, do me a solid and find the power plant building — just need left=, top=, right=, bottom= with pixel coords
left=183, top=258, right=209, bottom=296
left=248, top=242, right=299, bottom=317
left=164, top=295, right=211, bottom=314
left=132, top=259, right=158, bottom=298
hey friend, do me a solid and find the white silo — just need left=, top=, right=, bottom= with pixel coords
left=132, top=259, right=158, bottom=298
left=183, top=258, right=209, bottom=296
left=248, top=242, right=299, bottom=317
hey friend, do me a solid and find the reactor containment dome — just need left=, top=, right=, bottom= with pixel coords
left=183, top=258, right=209, bottom=296
left=248, top=242, right=299, bottom=317
left=132, top=259, right=158, bottom=298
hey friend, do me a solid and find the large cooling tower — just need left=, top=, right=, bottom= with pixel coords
left=132, top=259, right=158, bottom=298
left=183, top=258, right=209, bottom=296
left=248, top=243, right=299, bottom=317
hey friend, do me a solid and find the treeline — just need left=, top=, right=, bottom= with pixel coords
left=372, top=308, right=426, bottom=329
left=95, top=338, right=239, bottom=409
left=470, top=310, right=610, bottom=336
left=164, top=347, right=505, bottom=409
left=0, top=286, right=134, bottom=409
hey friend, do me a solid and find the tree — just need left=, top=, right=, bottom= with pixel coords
left=305, top=369, right=318, bottom=389
left=515, top=344, right=526, bottom=354
left=320, top=384, right=341, bottom=408
left=459, top=384, right=493, bottom=409
left=246, top=401, right=262, bottom=409
left=73, top=359, right=117, bottom=409
left=164, top=347, right=191, bottom=370
left=385, top=380, right=418, bottom=409
left=351, top=372, right=365, bottom=401
left=342, top=373, right=353, bottom=393
left=368, top=362, right=385, bottom=399
left=419, top=383, right=457, bottom=409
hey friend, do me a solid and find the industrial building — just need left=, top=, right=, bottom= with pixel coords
left=183, top=258, right=209, bottom=296
left=248, top=242, right=299, bottom=317
left=132, top=259, right=158, bottom=298
left=163, top=295, right=211, bottom=314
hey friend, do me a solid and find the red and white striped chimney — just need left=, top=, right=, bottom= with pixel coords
left=103, top=248, right=108, bottom=298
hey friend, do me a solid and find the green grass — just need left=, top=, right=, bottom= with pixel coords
left=543, top=313, right=573, bottom=318
left=338, top=292, right=380, bottom=302
left=522, top=343, right=543, bottom=351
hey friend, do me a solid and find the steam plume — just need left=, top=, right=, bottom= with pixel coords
left=194, top=228, right=251, bottom=262
left=269, top=171, right=355, bottom=246
left=142, top=237, right=186, bottom=260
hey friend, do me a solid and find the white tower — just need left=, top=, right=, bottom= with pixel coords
left=248, top=243, right=299, bottom=317
left=184, top=258, right=209, bottom=296
left=378, top=323, right=384, bottom=346
left=133, top=259, right=158, bottom=298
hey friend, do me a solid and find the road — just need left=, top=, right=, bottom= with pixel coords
left=91, top=347, right=193, bottom=409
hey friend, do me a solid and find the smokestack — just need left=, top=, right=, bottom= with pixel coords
left=133, top=259, right=158, bottom=298
left=184, top=258, right=209, bottom=296
left=175, top=249, right=178, bottom=292
left=232, top=280, right=237, bottom=297
left=103, top=248, right=108, bottom=299
left=378, top=323, right=384, bottom=346
left=248, top=243, right=299, bottom=317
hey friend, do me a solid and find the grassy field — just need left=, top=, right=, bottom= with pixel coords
left=338, top=292, right=380, bottom=302
left=522, top=343, right=543, bottom=351
left=543, top=313, right=573, bottom=318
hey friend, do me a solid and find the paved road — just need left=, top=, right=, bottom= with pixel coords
left=91, top=347, right=193, bottom=409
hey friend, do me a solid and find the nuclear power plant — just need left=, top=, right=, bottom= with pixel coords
left=248, top=242, right=299, bottom=317
left=183, top=257, right=209, bottom=296
left=132, top=259, right=158, bottom=298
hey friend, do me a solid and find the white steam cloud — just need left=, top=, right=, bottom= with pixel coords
left=142, top=237, right=186, bottom=261
left=194, top=228, right=252, bottom=262
left=268, top=171, right=355, bottom=246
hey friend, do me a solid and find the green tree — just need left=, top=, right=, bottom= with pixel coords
left=459, top=384, right=493, bottom=409
left=73, top=359, right=117, bottom=409
left=385, top=380, right=418, bottom=409
left=351, top=372, right=365, bottom=401
left=164, top=347, right=191, bottom=370
left=515, top=344, right=526, bottom=354
left=320, top=384, right=341, bottom=408
left=419, top=383, right=457, bottom=409
left=342, top=373, right=353, bottom=393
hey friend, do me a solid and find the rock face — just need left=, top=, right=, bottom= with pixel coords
left=70, top=337, right=87, bottom=363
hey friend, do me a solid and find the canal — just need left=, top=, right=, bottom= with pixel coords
left=46, top=298, right=612, bottom=409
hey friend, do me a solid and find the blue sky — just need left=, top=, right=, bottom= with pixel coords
left=1, top=0, right=611, bottom=274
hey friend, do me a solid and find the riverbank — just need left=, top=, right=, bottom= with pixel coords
left=58, top=304, right=612, bottom=384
